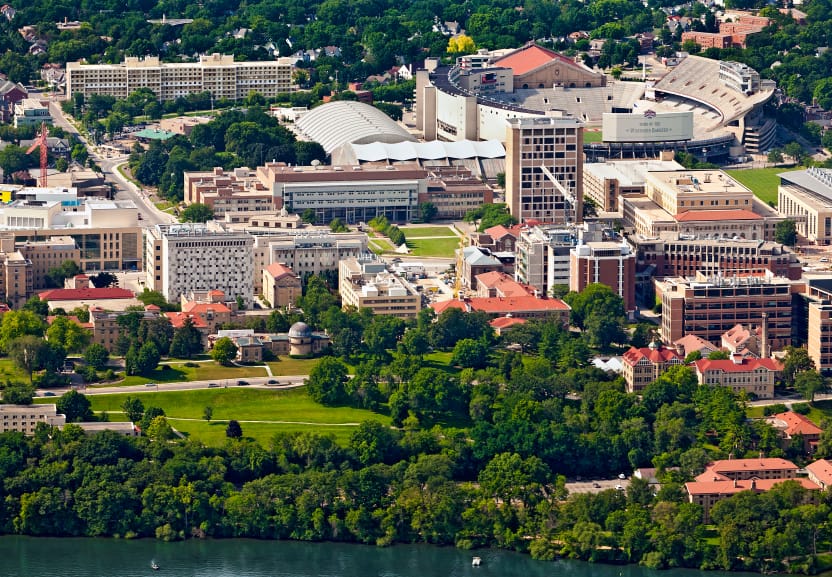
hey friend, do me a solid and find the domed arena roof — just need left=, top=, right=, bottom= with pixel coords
left=288, top=321, right=312, bottom=338
left=295, top=101, right=416, bottom=154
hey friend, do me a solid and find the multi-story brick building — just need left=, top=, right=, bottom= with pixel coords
left=692, top=355, right=781, bottom=399
left=570, top=241, right=636, bottom=311
left=657, top=272, right=805, bottom=348
left=622, top=343, right=683, bottom=393
left=184, top=167, right=273, bottom=217
left=66, top=54, right=293, bottom=101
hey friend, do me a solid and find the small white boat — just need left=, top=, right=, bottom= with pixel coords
left=151, top=561, right=160, bottom=571
left=472, top=557, right=482, bottom=567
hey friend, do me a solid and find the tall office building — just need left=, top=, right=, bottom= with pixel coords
left=144, top=223, right=254, bottom=306
left=505, top=115, right=583, bottom=224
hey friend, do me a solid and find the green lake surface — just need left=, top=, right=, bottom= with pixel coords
left=0, top=536, right=766, bottom=577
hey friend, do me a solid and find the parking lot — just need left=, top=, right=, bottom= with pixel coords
left=565, top=476, right=630, bottom=494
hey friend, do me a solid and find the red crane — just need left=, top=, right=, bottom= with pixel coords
left=25, top=121, right=49, bottom=187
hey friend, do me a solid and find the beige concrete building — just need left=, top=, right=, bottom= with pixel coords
left=0, top=404, right=65, bottom=434
left=644, top=170, right=754, bottom=216
left=505, top=115, right=583, bottom=224
left=66, top=54, right=294, bottom=101
left=657, top=272, right=805, bottom=349
left=338, top=257, right=421, bottom=318
left=583, top=158, right=682, bottom=212
left=262, top=263, right=301, bottom=309
left=144, top=223, right=254, bottom=306
left=777, top=168, right=832, bottom=244
left=184, top=167, right=274, bottom=218
left=17, top=236, right=80, bottom=290
left=693, top=355, right=781, bottom=399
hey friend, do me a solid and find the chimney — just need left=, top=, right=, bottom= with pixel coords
left=751, top=479, right=756, bottom=490
left=675, top=343, right=685, bottom=357
left=733, top=479, right=738, bottom=488
left=731, top=352, right=743, bottom=365
left=760, top=312, right=769, bottom=358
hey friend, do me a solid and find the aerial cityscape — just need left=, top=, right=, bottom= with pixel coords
left=1, top=0, right=832, bottom=574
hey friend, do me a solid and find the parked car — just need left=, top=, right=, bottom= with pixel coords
left=208, top=383, right=219, bottom=388
left=267, top=379, right=278, bottom=385
left=237, top=380, right=249, bottom=386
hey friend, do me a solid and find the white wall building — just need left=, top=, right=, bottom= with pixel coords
left=145, top=223, right=254, bottom=306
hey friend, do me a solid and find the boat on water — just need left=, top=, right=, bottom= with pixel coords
left=151, top=561, right=160, bottom=571
left=472, top=557, right=482, bottom=567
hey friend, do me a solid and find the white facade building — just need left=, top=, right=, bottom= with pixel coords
left=145, top=223, right=254, bottom=306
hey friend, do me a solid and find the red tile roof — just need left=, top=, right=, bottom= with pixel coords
left=768, top=411, right=822, bottom=437
left=181, top=301, right=232, bottom=315
left=494, top=44, right=585, bottom=76
left=806, top=459, right=832, bottom=487
left=722, top=323, right=757, bottom=347
left=694, top=357, right=782, bottom=373
left=264, top=262, right=297, bottom=279
left=484, top=224, right=520, bottom=240
left=622, top=345, right=682, bottom=367
left=695, top=458, right=798, bottom=482
left=474, top=271, right=532, bottom=297
left=490, top=316, right=527, bottom=329
left=430, top=300, right=467, bottom=314
left=38, top=287, right=135, bottom=301
left=686, top=477, right=819, bottom=496
left=469, top=295, right=570, bottom=314
left=164, top=312, right=208, bottom=329
left=674, top=209, right=761, bottom=222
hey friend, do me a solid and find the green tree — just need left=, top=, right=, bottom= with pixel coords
left=564, top=283, right=627, bottom=350
left=121, top=396, right=145, bottom=423
left=451, top=338, right=489, bottom=369
left=46, top=316, right=90, bottom=353
left=211, top=337, right=238, bottom=366
left=767, top=148, right=784, bottom=165
left=45, top=260, right=82, bottom=289
left=795, top=370, right=825, bottom=402
left=9, top=336, right=65, bottom=385
left=146, top=415, right=175, bottom=441
left=169, top=317, right=203, bottom=359
left=301, top=208, right=317, bottom=224
left=22, top=296, right=49, bottom=317
left=83, top=343, right=109, bottom=371
left=180, top=203, right=214, bottom=223
left=775, top=219, right=797, bottom=246
left=2, top=381, right=35, bottom=404
left=306, top=356, right=349, bottom=406
left=203, top=406, right=213, bottom=421
left=329, top=218, right=349, bottom=232
left=707, top=350, right=730, bottom=360
left=55, top=389, right=92, bottom=422
left=418, top=202, right=437, bottom=222
left=783, top=141, right=804, bottom=165
left=0, top=145, right=32, bottom=182
left=226, top=419, right=243, bottom=439
left=0, top=310, right=46, bottom=352
left=782, top=346, right=815, bottom=385
left=89, top=272, right=118, bottom=288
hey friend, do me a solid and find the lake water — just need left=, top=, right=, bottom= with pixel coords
left=0, top=536, right=764, bottom=577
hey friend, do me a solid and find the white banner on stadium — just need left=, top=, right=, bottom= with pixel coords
left=602, top=111, right=694, bottom=142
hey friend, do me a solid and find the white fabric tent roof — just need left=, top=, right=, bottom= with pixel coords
left=346, top=139, right=505, bottom=162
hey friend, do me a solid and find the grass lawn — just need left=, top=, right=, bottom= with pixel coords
left=399, top=226, right=457, bottom=238
left=0, top=359, right=29, bottom=383
left=83, top=387, right=389, bottom=446
left=267, top=357, right=323, bottom=376
left=725, top=167, right=803, bottom=205
left=406, top=237, right=460, bottom=257
left=746, top=406, right=765, bottom=419
left=583, top=130, right=603, bottom=143
left=106, top=363, right=268, bottom=387
left=369, top=238, right=395, bottom=254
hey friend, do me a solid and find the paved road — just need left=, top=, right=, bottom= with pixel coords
left=39, top=375, right=308, bottom=397
left=46, top=97, right=175, bottom=227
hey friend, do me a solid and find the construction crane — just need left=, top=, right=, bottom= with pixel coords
left=539, top=164, right=578, bottom=223
left=26, top=121, right=49, bottom=187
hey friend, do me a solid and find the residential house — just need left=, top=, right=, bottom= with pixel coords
left=766, top=411, right=822, bottom=453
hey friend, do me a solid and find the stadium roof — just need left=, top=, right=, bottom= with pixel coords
left=341, top=139, right=505, bottom=163
left=295, top=101, right=416, bottom=154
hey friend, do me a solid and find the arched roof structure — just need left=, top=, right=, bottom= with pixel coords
left=295, top=101, right=416, bottom=154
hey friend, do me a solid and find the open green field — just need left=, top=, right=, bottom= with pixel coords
left=110, top=362, right=269, bottom=387
left=82, top=387, right=390, bottom=446
left=583, top=130, right=603, bottom=143
left=0, top=359, right=29, bottom=382
left=399, top=226, right=458, bottom=238
left=725, top=167, right=802, bottom=205
left=406, top=237, right=460, bottom=257
left=267, top=357, right=323, bottom=376
left=369, top=238, right=395, bottom=254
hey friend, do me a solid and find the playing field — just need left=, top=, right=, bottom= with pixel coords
left=406, top=237, right=460, bottom=257
left=583, top=130, right=603, bottom=143
left=84, top=387, right=390, bottom=446
left=725, top=167, right=802, bottom=206
left=399, top=226, right=458, bottom=238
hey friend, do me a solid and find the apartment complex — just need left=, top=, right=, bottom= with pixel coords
left=0, top=404, right=65, bottom=434
left=505, top=116, right=583, bottom=224
left=256, top=162, right=428, bottom=224
left=338, top=257, right=421, bottom=318
left=12, top=98, right=51, bottom=128
left=144, top=223, right=254, bottom=306
left=570, top=241, right=636, bottom=311
left=657, top=272, right=805, bottom=348
left=622, top=344, right=683, bottom=393
left=778, top=168, right=832, bottom=244
left=515, top=225, right=575, bottom=294
left=66, top=54, right=293, bottom=101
